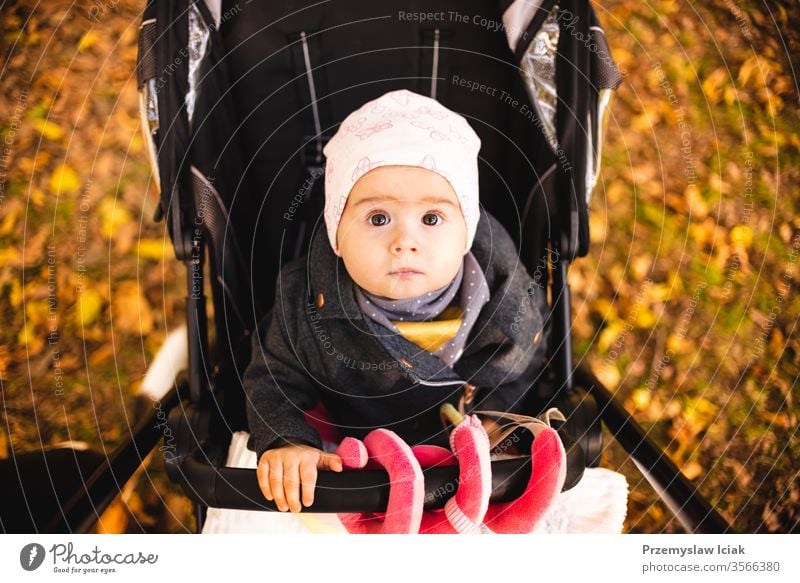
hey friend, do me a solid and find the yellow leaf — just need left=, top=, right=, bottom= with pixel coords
left=593, top=297, right=619, bottom=323
left=0, top=248, right=20, bottom=267
left=589, top=212, right=607, bottom=244
left=8, top=278, right=23, bottom=308
left=689, top=221, right=713, bottom=247
left=644, top=284, right=671, bottom=303
left=31, top=118, right=64, bottom=141
left=137, top=238, right=170, bottom=262
left=25, top=299, right=50, bottom=327
left=723, top=86, right=738, bottom=106
left=76, top=289, right=103, bottom=327
left=631, top=388, right=651, bottom=411
left=666, top=333, right=691, bottom=354
left=48, top=164, right=81, bottom=195
left=684, top=184, right=708, bottom=219
left=634, top=306, right=658, bottom=329
left=685, top=398, right=717, bottom=429
left=738, top=55, right=760, bottom=86
left=99, top=197, right=133, bottom=240
left=630, top=256, right=652, bottom=282
left=598, top=322, right=624, bottom=352
left=683, top=461, right=703, bottom=481
left=0, top=200, right=22, bottom=235
left=78, top=31, right=100, bottom=52
left=18, top=321, right=43, bottom=353
left=30, top=188, right=46, bottom=208
left=95, top=500, right=129, bottom=534
left=595, top=363, right=621, bottom=389
left=730, top=225, right=753, bottom=248
left=769, top=329, right=784, bottom=358
left=701, top=67, right=728, bottom=105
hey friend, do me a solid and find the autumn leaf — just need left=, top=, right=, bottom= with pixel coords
left=730, top=225, right=753, bottom=248
left=78, top=31, right=100, bottom=52
left=99, top=197, right=133, bottom=240
left=631, top=388, right=651, bottom=411
left=76, top=288, right=103, bottom=327
left=48, top=164, right=81, bottom=196
left=682, top=461, right=704, bottom=481
left=684, top=184, right=708, bottom=219
left=112, top=281, right=153, bottom=335
left=137, top=238, right=170, bottom=262
left=596, top=362, right=621, bottom=388
left=0, top=199, right=22, bottom=235
left=31, top=118, right=64, bottom=141
left=598, top=321, right=625, bottom=352
left=18, top=321, right=43, bottom=354
left=701, top=67, right=729, bottom=105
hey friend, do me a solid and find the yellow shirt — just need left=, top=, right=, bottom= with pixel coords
left=391, top=306, right=464, bottom=353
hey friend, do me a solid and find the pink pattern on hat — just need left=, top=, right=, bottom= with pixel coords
left=355, top=120, right=393, bottom=140
left=410, top=120, right=451, bottom=141
left=418, top=154, right=450, bottom=181
left=388, top=91, right=410, bottom=106
left=351, top=157, right=386, bottom=183
left=340, top=116, right=366, bottom=136
left=415, top=105, right=448, bottom=120
left=323, top=89, right=481, bottom=254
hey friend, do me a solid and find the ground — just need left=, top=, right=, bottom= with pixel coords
left=1, top=0, right=798, bottom=533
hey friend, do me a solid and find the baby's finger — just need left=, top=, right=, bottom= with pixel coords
left=256, top=458, right=273, bottom=501
left=283, top=460, right=303, bottom=513
left=268, top=462, right=288, bottom=512
left=299, top=460, right=318, bottom=508
left=318, top=451, right=343, bottom=472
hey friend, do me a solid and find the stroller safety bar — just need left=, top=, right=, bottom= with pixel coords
left=180, top=444, right=536, bottom=513
left=36, top=369, right=729, bottom=533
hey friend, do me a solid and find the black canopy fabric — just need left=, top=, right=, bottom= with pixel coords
left=138, top=0, right=619, bottom=374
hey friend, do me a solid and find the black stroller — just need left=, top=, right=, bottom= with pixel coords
left=36, top=0, right=728, bottom=533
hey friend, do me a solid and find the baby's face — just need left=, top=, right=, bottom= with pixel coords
left=336, top=166, right=467, bottom=300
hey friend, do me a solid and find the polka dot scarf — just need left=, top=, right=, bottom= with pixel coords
left=354, top=252, right=490, bottom=366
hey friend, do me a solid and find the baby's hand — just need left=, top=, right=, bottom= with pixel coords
left=256, top=444, right=343, bottom=513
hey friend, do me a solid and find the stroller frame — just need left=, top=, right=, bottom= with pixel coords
left=42, top=0, right=729, bottom=534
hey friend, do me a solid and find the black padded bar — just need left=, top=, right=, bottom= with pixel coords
left=179, top=445, right=531, bottom=513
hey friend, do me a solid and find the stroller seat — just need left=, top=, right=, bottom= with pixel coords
left=80, top=0, right=730, bottom=534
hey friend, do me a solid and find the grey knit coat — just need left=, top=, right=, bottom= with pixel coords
left=245, top=210, right=548, bottom=459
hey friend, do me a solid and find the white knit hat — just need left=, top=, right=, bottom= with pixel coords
left=322, top=89, right=481, bottom=255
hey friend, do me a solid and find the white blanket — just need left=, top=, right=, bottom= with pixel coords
left=201, top=432, right=628, bottom=534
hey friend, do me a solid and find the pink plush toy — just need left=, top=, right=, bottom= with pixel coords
left=334, top=405, right=566, bottom=534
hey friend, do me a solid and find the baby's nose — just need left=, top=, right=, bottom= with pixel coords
left=391, top=231, right=419, bottom=254
left=393, top=241, right=418, bottom=253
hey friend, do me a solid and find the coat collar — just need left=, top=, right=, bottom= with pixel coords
left=306, top=220, right=364, bottom=321
left=305, top=210, right=540, bottom=382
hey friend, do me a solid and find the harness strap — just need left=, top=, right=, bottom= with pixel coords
left=419, top=27, right=451, bottom=103
left=474, top=407, right=566, bottom=451
left=288, top=30, right=332, bottom=172
left=444, top=497, right=482, bottom=534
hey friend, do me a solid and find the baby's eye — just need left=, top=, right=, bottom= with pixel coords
left=369, top=213, right=389, bottom=226
left=421, top=213, right=441, bottom=226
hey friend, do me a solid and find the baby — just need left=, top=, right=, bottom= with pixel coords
left=245, top=89, right=548, bottom=514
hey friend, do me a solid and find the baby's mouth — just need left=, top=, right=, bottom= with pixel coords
left=388, top=268, right=423, bottom=278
